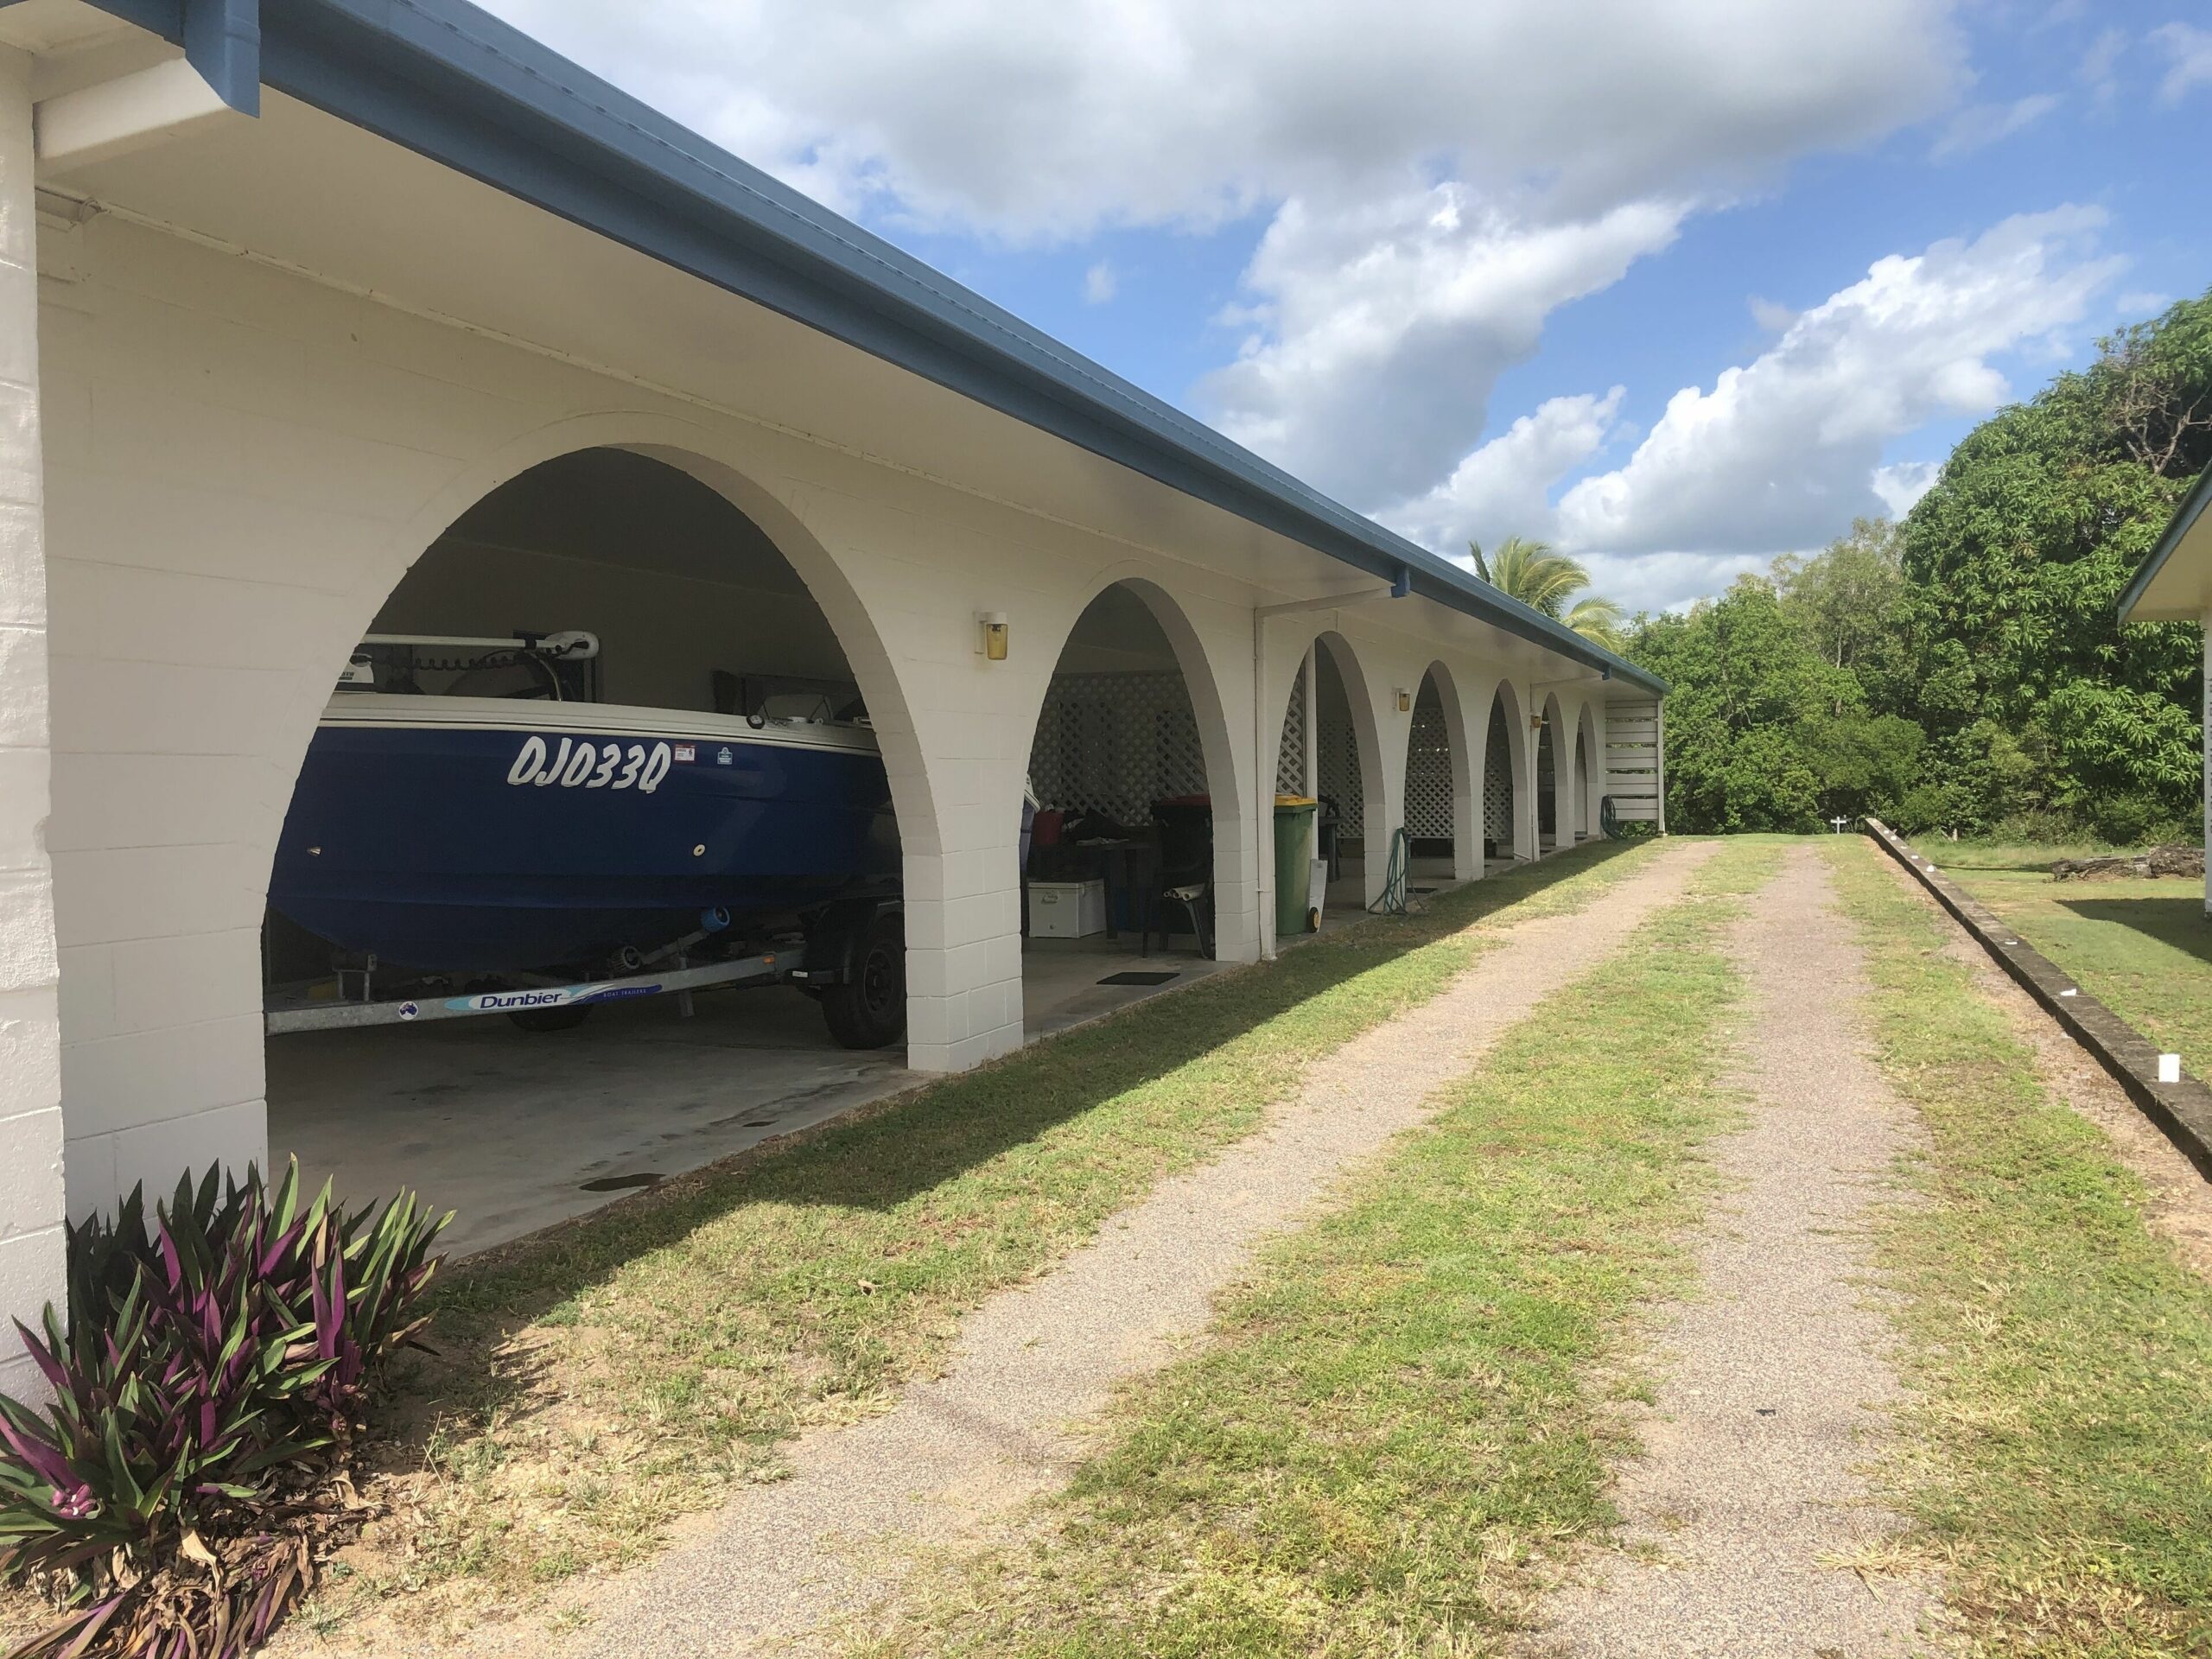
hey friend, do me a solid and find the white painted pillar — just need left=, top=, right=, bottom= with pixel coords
left=0, top=48, right=67, bottom=1401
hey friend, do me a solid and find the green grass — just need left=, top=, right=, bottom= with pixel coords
left=841, top=838, right=1785, bottom=1659
left=1828, top=838, right=2212, bottom=1656
left=1907, top=835, right=2212, bottom=1077
left=333, top=841, right=1661, bottom=1632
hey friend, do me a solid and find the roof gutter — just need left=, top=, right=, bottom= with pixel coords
left=83, top=0, right=1666, bottom=696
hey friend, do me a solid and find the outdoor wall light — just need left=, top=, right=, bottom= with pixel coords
left=1531, top=713, right=1546, bottom=730
left=1394, top=687, right=1412, bottom=712
left=979, top=611, right=1009, bottom=661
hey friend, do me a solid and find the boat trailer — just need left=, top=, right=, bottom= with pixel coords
left=264, top=950, right=789, bottom=1034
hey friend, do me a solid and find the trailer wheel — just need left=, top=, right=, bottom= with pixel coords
left=509, top=1004, right=594, bottom=1033
left=822, top=910, right=905, bottom=1049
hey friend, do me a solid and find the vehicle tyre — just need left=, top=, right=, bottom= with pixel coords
left=508, top=1004, right=594, bottom=1033
left=821, top=909, right=906, bottom=1049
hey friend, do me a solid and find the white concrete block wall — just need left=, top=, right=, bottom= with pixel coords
left=21, top=168, right=1635, bottom=1253
left=0, top=49, right=67, bottom=1401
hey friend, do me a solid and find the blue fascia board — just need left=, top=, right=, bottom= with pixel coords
left=2118, top=466, right=2212, bottom=621
left=85, top=0, right=1666, bottom=696
left=184, top=0, right=261, bottom=117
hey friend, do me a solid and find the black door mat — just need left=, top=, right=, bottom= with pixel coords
left=1096, top=970, right=1179, bottom=987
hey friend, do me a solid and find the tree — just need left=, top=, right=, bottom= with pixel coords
left=1468, top=535, right=1627, bottom=651
left=1626, top=288, right=2211, bottom=843
left=1896, top=292, right=2209, bottom=839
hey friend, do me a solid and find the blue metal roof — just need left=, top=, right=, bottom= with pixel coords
left=96, top=0, right=1665, bottom=696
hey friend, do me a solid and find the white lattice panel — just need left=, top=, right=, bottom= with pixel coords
left=1405, top=680, right=1452, bottom=838
left=1484, top=698, right=1515, bottom=842
left=1275, top=662, right=1306, bottom=794
left=1319, top=709, right=1363, bottom=835
left=1029, top=670, right=1207, bottom=826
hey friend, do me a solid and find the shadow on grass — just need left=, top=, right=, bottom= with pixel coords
left=2056, top=896, right=2212, bottom=966
left=423, top=840, right=1641, bottom=1346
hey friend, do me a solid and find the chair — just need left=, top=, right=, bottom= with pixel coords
left=1147, top=799, right=1214, bottom=957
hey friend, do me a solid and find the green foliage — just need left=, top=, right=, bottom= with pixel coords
left=1470, top=535, right=1626, bottom=652
left=0, top=1161, right=445, bottom=1659
left=1630, top=292, right=2211, bottom=836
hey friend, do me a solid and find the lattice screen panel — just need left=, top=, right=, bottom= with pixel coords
left=1318, top=710, right=1363, bottom=836
left=1029, top=671, right=1207, bottom=826
left=1274, top=662, right=1306, bottom=794
left=1405, top=681, right=1452, bottom=839
left=1484, top=700, right=1515, bottom=843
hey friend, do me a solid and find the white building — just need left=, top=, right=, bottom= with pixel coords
left=2120, top=467, right=2212, bottom=912
left=0, top=0, right=1666, bottom=1398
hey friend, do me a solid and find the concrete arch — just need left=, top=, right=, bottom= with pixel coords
left=1014, top=573, right=1247, bottom=960
left=1481, top=677, right=1535, bottom=862
left=1412, top=660, right=1478, bottom=881
left=256, top=409, right=950, bottom=1058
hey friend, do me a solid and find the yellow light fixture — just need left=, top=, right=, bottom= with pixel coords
left=1394, top=687, right=1412, bottom=712
left=979, top=611, right=1008, bottom=661
left=1530, top=713, right=1546, bottom=730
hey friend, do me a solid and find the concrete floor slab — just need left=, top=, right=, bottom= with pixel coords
left=269, top=850, right=1558, bottom=1262
left=271, top=932, right=1224, bottom=1259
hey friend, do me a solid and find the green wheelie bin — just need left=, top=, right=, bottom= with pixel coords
left=1272, top=795, right=1319, bottom=935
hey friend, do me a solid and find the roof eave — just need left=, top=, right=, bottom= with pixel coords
left=2119, top=467, right=2212, bottom=623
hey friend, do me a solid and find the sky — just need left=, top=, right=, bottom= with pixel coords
left=478, top=0, right=2212, bottom=613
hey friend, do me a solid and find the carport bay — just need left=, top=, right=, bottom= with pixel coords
left=0, top=0, right=1665, bottom=1394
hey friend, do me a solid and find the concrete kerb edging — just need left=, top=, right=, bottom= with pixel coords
left=1863, top=818, right=2212, bottom=1183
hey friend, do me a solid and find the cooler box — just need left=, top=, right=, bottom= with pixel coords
left=1028, top=879, right=1107, bottom=938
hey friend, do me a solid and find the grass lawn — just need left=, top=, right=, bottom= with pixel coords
left=1907, top=836, right=2212, bottom=1075
left=1831, top=839, right=2212, bottom=1656
left=838, top=838, right=1785, bottom=1657
left=301, top=839, right=1661, bottom=1638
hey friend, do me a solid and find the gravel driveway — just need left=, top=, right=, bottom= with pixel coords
left=464, top=840, right=1722, bottom=1659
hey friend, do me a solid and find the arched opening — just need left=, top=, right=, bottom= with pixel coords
left=1484, top=683, right=1529, bottom=867
left=1020, top=580, right=1241, bottom=1032
left=1576, top=701, right=1603, bottom=841
left=1262, top=630, right=1387, bottom=936
left=1404, top=664, right=1475, bottom=886
left=1540, top=691, right=1571, bottom=855
left=262, top=447, right=918, bottom=1255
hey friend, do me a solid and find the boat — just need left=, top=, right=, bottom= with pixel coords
left=267, top=633, right=899, bottom=973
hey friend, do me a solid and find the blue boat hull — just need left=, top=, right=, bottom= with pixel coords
left=270, top=711, right=899, bottom=970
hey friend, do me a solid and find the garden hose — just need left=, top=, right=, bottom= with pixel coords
left=1600, top=793, right=1619, bottom=838
left=1368, top=826, right=1411, bottom=916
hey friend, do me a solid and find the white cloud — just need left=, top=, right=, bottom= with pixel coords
left=1929, top=92, right=2060, bottom=160
left=1872, top=460, right=1942, bottom=518
left=2152, top=22, right=2212, bottom=103
left=1749, top=296, right=1801, bottom=333
left=1389, top=389, right=1623, bottom=553
left=1383, top=208, right=2120, bottom=609
left=1200, top=193, right=1680, bottom=502
left=1083, top=261, right=1118, bottom=304
left=479, top=1, right=1967, bottom=242
left=2081, top=27, right=2126, bottom=106
left=1582, top=550, right=1770, bottom=615
left=2119, top=289, right=2173, bottom=316
left=1551, top=207, right=2119, bottom=560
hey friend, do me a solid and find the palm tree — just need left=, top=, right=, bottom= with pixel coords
left=1467, top=536, right=1625, bottom=653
